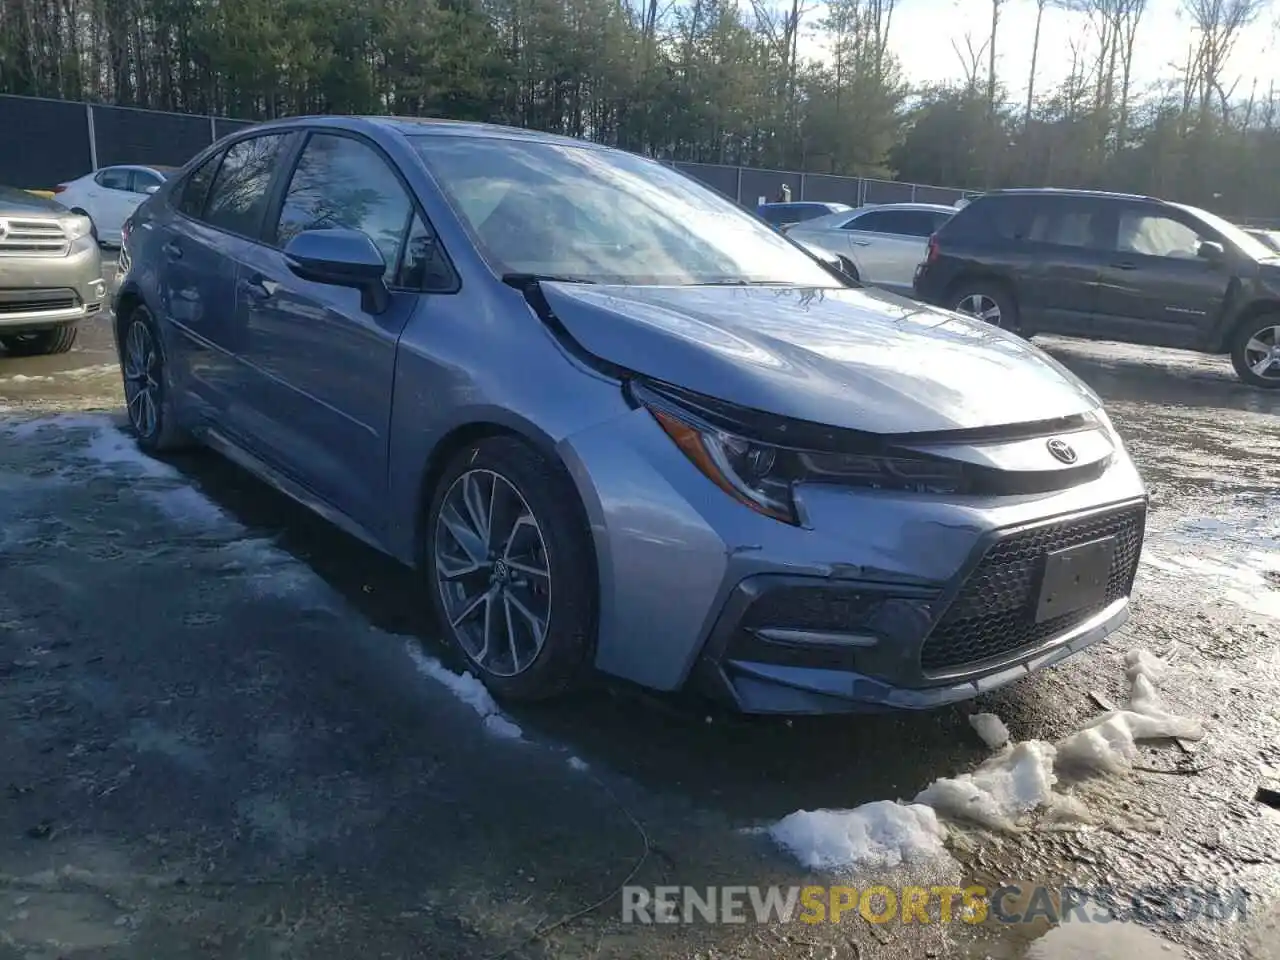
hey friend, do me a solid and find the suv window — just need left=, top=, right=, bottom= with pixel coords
left=847, top=209, right=939, bottom=237
left=274, top=134, right=412, bottom=281
left=1116, top=209, right=1205, bottom=259
left=96, top=168, right=130, bottom=191
left=202, top=134, right=290, bottom=237
left=177, top=152, right=222, bottom=218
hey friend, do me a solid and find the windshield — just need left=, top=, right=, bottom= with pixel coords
left=411, top=135, right=838, bottom=286
left=1173, top=203, right=1279, bottom=260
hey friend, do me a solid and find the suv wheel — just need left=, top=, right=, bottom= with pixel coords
left=425, top=436, right=596, bottom=702
left=0, top=324, right=79, bottom=356
left=952, top=283, right=1018, bottom=330
left=1229, top=314, right=1280, bottom=388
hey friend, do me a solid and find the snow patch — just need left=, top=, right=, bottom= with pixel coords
left=404, top=640, right=523, bottom=741
left=143, top=486, right=231, bottom=528
left=768, top=801, right=948, bottom=871
left=567, top=756, right=590, bottom=772
left=766, top=648, right=1203, bottom=870
left=82, top=425, right=176, bottom=478
left=0, top=412, right=112, bottom=440
left=968, top=712, right=1010, bottom=750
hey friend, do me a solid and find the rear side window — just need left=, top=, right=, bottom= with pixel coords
left=96, top=168, right=130, bottom=190
left=202, top=134, right=290, bottom=237
left=177, top=152, right=221, bottom=218
left=848, top=209, right=939, bottom=237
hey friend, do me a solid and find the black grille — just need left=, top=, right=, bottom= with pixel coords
left=0, top=288, right=78, bottom=314
left=920, top=503, right=1145, bottom=673
left=727, top=587, right=882, bottom=671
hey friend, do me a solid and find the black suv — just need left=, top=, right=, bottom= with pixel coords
left=912, top=188, right=1280, bottom=387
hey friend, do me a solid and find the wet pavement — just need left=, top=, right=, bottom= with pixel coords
left=1, top=300, right=1278, bottom=959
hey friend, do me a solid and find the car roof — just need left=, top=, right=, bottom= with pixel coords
left=244, top=115, right=603, bottom=150
left=853, top=202, right=957, bottom=213
left=974, top=187, right=1159, bottom=203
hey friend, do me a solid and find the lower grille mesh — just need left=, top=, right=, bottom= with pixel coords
left=920, top=503, right=1145, bottom=673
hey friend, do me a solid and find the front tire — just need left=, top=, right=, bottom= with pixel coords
left=425, top=436, right=597, bottom=701
left=118, top=304, right=191, bottom=451
left=1, top=324, right=79, bottom=356
left=951, top=281, right=1018, bottom=331
left=1229, top=314, right=1280, bottom=388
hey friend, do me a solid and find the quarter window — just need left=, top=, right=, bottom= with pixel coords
left=203, top=134, right=290, bottom=237
left=273, top=134, right=417, bottom=282
left=130, top=170, right=163, bottom=194
left=177, top=153, right=221, bottom=218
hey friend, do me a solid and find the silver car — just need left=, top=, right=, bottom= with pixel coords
left=115, top=117, right=1146, bottom=714
left=0, top=186, right=107, bottom=356
left=785, top=202, right=956, bottom=294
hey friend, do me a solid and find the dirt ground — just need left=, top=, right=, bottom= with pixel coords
left=1, top=291, right=1278, bottom=959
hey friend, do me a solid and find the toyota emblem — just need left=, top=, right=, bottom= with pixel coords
left=1046, top=438, right=1078, bottom=464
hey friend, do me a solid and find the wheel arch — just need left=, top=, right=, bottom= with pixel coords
left=1215, top=299, right=1280, bottom=353
left=943, top=269, right=1019, bottom=307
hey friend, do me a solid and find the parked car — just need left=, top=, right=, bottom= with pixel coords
left=0, top=185, right=107, bottom=356
left=1245, top=227, right=1280, bottom=253
left=114, top=117, right=1146, bottom=714
left=914, top=189, right=1280, bottom=388
left=756, top=201, right=851, bottom=229
left=784, top=202, right=956, bottom=294
left=54, top=165, right=178, bottom=246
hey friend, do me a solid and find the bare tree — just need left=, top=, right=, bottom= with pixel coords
left=1182, top=0, right=1268, bottom=126
left=1024, top=0, right=1050, bottom=133
left=987, top=0, right=1004, bottom=113
left=952, top=32, right=989, bottom=95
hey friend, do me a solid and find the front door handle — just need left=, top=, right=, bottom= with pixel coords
left=240, top=275, right=278, bottom=301
left=162, top=241, right=182, bottom=259
left=850, top=239, right=872, bottom=247
left=1110, top=261, right=1137, bottom=270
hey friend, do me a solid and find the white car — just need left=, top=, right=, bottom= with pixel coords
left=53, top=165, right=178, bottom=246
left=784, top=202, right=956, bottom=295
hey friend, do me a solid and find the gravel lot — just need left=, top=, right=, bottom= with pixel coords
left=1, top=290, right=1278, bottom=959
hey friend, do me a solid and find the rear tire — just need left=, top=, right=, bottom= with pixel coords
left=1229, top=313, right=1280, bottom=388
left=117, top=303, right=192, bottom=452
left=950, top=281, right=1019, bottom=331
left=424, top=436, right=597, bottom=702
left=1, top=324, right=79, bottom=356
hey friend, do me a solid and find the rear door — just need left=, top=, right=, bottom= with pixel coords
left=231, top=129, right=457, bottom=532
left=155, top=133, right=296, bottom=428
left=1091, top=202, right=1231, bottom=348
left=841, top=208, right=939, bottom=292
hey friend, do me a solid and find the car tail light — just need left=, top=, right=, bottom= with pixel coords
left=925, top=233, right=940, bottom=263
left=53, top=184, right=67, bottom=194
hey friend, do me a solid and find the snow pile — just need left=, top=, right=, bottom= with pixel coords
left=969, top=712, right=1010, bottom=749
left=766, top=648, right=1203, bottom=870
left=914, top=740, right=1057, bottom=832
left=404, top=640, right=523, bottom=741
left=769, top=801, right=948, bottom=870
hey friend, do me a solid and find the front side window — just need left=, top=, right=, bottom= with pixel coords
left=203, top=134, right=289, bottom=237
left=412, top=136, right=836, bottom=287
left=130, top=170, right=163, bottom=194
left=1117, top=211, right=1204, bottom=259
left=273, top=134, right=414, bottom=281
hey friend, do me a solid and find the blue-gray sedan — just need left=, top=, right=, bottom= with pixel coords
left=113, top=116, right=1147, bottom=714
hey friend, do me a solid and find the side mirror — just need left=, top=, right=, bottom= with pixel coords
left=142, top=184, right=159, bottom=195
left=283, top=228, right=389, bottom=313
left=1197, top=240, right=1225, bottom=261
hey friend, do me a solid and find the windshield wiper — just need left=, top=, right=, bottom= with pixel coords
left=501, top=272, right=597, bottom=289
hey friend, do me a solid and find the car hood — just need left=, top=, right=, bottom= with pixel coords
left=0, top=185, right=67, bottom=216
left=539, top=283, right=1101, bottom=435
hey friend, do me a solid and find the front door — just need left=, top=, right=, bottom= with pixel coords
left=232, top=130, right=432, bottom=533
left=1091, top=203, right=1231, bottom=349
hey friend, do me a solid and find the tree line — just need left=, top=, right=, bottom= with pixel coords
left=1, top=0, right=1278, bottom=218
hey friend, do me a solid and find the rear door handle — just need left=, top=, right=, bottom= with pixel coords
left=162, top=241, right=182, bottom=259
left=239, top=275, right=278, bottom=301
left=1110, top=261, right=1137, bottom=270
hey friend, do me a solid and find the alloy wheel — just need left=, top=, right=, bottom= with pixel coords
left=433, top=469, right=552, bottom=678
left=1242, top=324, right=1280, bottom=381
left=956, top=293, right=1003, bottom=327
left=123, top=317, right=161, bottom=438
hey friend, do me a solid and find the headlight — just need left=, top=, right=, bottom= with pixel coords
left=64, top=214, right=94, bottom=241
left=636, top=382, right=969, bottom=525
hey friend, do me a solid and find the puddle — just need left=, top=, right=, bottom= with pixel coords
left=1022, top=922, right=1188, bottom=959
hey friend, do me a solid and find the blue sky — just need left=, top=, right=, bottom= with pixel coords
left=800, top=0, right=1280, bottom=102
